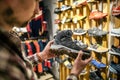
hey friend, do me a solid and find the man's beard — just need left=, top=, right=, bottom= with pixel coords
left=5, top=17, right=29, bottom=28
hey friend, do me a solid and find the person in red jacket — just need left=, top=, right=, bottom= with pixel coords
left=0, top=0, right=92, bottom=80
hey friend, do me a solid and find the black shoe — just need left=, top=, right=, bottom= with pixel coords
left=54, top=8, right=62, bottom=14
left=109, top=61, right=120, bottom=75
left=50, top=30, right=91, bottom=60
left=54, top=30, right=73, bottom=44
left=111, top=45, right=120, bottom=54
left=58, top=0, right=64, bottom=2
left=89, top=70, right=103, bottom=80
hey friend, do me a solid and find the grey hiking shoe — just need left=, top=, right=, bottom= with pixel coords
left=88, top=43, right=108, bottom=53
left=50, top=30, right=91, bottom=60
left=54, top=30, right=73, bottom=44
left=109, top=45, right=120, bottom=56
left=111, top=28, right=120, bottom=36
left=88, top=27, right=108, bottom=36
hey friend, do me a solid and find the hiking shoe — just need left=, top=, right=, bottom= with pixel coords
left=112, top=5, right=120, bottom=13
left=73, top=0, right=87, bottom=8
left=61, top=5, right=72, bottom=11
left=87, top=0, right=98, bottom=3
left=54, top=19, right=61, bottom=24
left=89, top=70, right=103, bottom=80
left=63, top=59, right=73, bottom=69
left=109, top=61, right=120, bottom=74
left=109, top=78, right=117, bottom=80
left=88, top=43, right=108, bottom=53
left=57, top=0, right=64, bottom=2
left=111, top=28, right=120, bottom=36
left=89, top=10, right=107, bottom=20
left=50, top=43, right=91, bottom=60
left=80, top=69, right=87, bottom=75
left=112, top=12, right=120, bottom=16
left=109, top=45, right=120, bottom=56
left=91, top=59, right=106, bottom=69
left=73, top=28, right=87, bottom=35
left=88, top=27, right=108, bottom=37
left=65, top=18, right=73, bottom=23
left=73, top=40, right=88, bottom=49
left=54, top=30, right=73, bottom=44
left=50, top=30, right=91, bottom=60
left=72, top=14, right=86, bottom=23
left=54, top=7, right=62, bottom=14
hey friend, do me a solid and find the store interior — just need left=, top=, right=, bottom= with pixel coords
left=12, top=0, right=120, bottom=80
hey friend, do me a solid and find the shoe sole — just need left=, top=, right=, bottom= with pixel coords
left=110, top=33, right=120, bottom=37
left=73, top=31, right=87, bottom=35
left=88, top=47, right=108, bottom=53
left=50, top=44, right=91, bottom=60
left=109, top=50, right=120, bottom=56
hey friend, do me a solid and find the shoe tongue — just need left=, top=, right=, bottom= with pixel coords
left=65, top=30, right=73, bottom=37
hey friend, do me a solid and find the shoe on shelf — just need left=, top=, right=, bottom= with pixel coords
left=91, top=59, right=106, bottom=69
left=88, top=43, right=108, bottom=53
left=112, top=12, right=120, bottom=16
left=89, top=70, right=103, bottom=80
left=87, top=0, right=98, bottom=3
left=109, top=78, right=117, bottom=80
left=50, top=30, right=91, bottom=60
left=80, top=69, right=87, bottom=75
left=65, top=18, right=73, bottom=23
left=54, top=7, right=62, bottom=14
left=72, top=14, right=86, bottom=23
left=89, top=10, right=107, bottom=20
left=57, top=0, right=64, bottom=2
left=110, top=28, right=120, bottom=36
left=109, top=45, right=120, bottom=56
left=73, top=0, right=87, bottom=8
left=54, top=19, right=61, bottom=24
left=61, top=5, right=72, bottom=11
left=73, top=40, right=88, bottom=49
left=61, top=17, right=67, bottom=24
left=63, top=59, right=73, bottom=69
left=87, top=27, right=108, bottom=37
left=109, top=61, right=120, bottom=74
left=112, top=5, right=120, bottom=13
left=73, top=28, right=87, bottom=35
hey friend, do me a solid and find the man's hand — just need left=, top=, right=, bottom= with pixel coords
left=70, top=51, right=92, bottom=76
left=39, top=40, right=56, bottom=60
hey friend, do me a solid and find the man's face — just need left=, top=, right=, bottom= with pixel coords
left=9, top=0, right=40, bottom=27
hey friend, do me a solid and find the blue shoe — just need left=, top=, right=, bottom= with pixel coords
left=91, top=59, right=106, bottom=69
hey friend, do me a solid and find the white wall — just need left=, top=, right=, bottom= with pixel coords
left=43, top=0, right=59, bottom=79
left=43, top=0, right=58, bottom=40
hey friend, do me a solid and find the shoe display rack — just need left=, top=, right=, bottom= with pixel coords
left=108, top=0, right=120, bottom=80
left=54, top=0, right=120, bottom=80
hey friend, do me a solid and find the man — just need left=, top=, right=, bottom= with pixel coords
left=0, top=0, right=92, bottom=80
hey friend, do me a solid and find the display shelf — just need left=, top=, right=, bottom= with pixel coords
left=53, top=0, right=120, bottom=80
